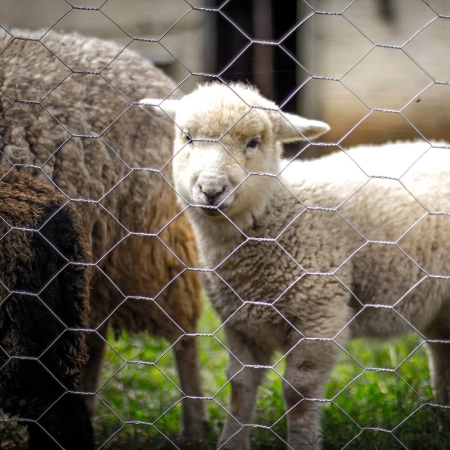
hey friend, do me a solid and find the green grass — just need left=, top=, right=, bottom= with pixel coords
left=93, top=300, right=450, bottom=449
left=322, top=335, right=450, bottom=450
left=3, top=300, right=444, bottom=449
left=94, top=303, right=230, bottom=449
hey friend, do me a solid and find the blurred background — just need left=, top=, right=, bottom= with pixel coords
left=1, top=0, right=449, bottom=147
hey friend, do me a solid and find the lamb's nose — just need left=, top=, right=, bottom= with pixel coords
left=200, top=185, right=225, bottom=205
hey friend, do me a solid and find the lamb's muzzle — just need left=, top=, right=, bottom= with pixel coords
left=199, top=184, right=226, bottom=205
left=196, top=171, right=233, bottom=214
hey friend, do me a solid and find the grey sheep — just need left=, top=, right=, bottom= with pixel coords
left=0, top=167, right=94, bottom=449
left=0, top=28, right=207, bottom=438
left=142, top=81, right=450, bottom=449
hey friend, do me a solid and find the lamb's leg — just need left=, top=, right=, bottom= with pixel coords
left=173, top=335, right=209, bottom=440
left=425, top=319, right=450, bottom=405
left=217, top=326, right=272, bottom=450
left=282, top=340, right=338, bottom=450
left=81, top=322, right=109, bottom=414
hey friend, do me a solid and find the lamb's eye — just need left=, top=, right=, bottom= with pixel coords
left=246, top=137, right=260, bottom=151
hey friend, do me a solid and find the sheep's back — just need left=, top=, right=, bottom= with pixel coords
left=283, top=142, right=450, bottom=335
left=0, top=28, right=177, bottom=221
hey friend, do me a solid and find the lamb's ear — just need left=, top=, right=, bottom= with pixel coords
left=139, top=98, right=179, bottom=120
left=275, top=111, right=330, bottom=142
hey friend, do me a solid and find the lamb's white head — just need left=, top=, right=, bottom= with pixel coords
left=140, top=83, right=329, bottom=223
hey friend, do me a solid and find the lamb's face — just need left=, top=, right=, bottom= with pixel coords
left=140, top=83, right=330, bottom=222
left=171, top=96, right=281, bottom=219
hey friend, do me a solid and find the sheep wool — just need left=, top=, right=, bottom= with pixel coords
left=142, top=82, right=450, bottom=449
left=0, top=28, right=206, bottom=438
left=0, top=167, right=94, bottom=449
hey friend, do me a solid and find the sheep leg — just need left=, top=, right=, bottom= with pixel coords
left=425, top=319, right=450, bottom=405
left=282, top=340, right=338, bottom=450
left=81, top=322, right=109, bottom=414
left=173, top=335, right=209, bottom=440
left=217, top=326, right=272, bottom=450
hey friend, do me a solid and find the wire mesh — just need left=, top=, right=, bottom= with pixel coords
left=0, top=1, right=450, bottom=449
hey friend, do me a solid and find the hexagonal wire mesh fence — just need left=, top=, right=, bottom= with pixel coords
left=1, top=0, right=450, bottom=449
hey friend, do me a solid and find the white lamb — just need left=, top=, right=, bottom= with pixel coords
left=141, top=83, right=450, bottom=449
